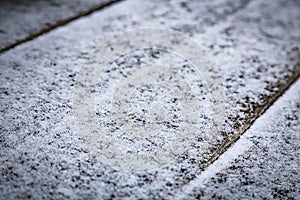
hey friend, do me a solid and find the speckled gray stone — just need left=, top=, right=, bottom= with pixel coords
left=0, top=0, right=118, bottom=51
left=179, top=79, right=300, bottom=199
left=0, top=0, right=299, bottom=199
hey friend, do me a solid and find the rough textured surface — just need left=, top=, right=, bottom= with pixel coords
left=180, top=79, right=300, bottom=199
left=0, top=0, right=299, bottom=199
left=0, top=0, right=117, bottom=51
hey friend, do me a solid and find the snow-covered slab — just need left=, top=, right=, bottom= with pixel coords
left=0, top=0, right=118, bottom=52
left=0, top=0, right=299, bottom=199
left=178, top=79, right=300, bottom=199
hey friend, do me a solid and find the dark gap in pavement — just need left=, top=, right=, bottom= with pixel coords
left=205, top=70, right=300, bottom=168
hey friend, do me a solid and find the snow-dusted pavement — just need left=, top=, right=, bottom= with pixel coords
left=176, top=79, right=300, bottom=199
left=0, top=0, right=299, bottom=199
left=0, top=0, right=117, bottom=52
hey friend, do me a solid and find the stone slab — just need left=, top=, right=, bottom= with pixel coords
left=0, top=0, right=299, bottom=199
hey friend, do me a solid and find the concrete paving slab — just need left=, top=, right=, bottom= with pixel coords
left=0, top=0, right=119, bottom=52
left=0, top=0, right=299, bottom=199
left=178, top=78, right=300, bottom=199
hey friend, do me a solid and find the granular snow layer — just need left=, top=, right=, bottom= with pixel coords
left=0, top=0, right=299, bottom=199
